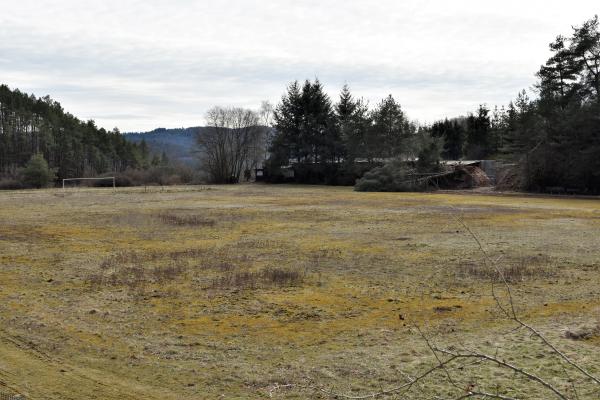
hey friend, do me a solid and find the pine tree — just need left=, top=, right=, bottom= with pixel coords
left=0, top=85, right=144, bottom=183
left=430, top=118, right=465, bottom=160
left=335, top=85, right=368, bottom=163
left=139, top=139, right=150, bottom=169
left=272, top=81, right=303, bottom=163
left=537, top=36, right=579, bottom=109
left=369, top=95, right=410, bottom=160
left=507, top=16, right=600, bottom=192
left=570, top=16, right=600, bottom=102
left=464, top=105, right=491, bottom=159
left=160, top=151, right=169, bottom=166
left=271, top=80, right=335, bottom=164
left=300, top=79, right=336, bottom=163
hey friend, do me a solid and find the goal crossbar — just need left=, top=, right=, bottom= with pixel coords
left=62, top=177, right=116, bottom=190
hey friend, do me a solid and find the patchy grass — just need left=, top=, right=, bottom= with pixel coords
left=0, top=185, right=599, bottom=399
left=209, top=267, right=306, bottom=290
left=455, top=255, right=557, bottom=282
left=565, top=323, right=600, bottom=341
left=157, top=212, right=216, bottom=227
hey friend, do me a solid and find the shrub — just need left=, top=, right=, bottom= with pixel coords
left=0, top=177, right=24, bottom=190
left=158, top=213, right=216, bottom=227
left=264, top=160, right=378, bottom=185
left=210, top=267, right=305, bottom=290
left=354, top=160, right=428, bottom=192
left=564, top=324, right=600, bottom=340
left=352, top=178, right=383, bottom=192
left=102, top=164, right=205, bottom=187
left=22, top=153, right=56, bottom=188
left=455, top=255, right=556, bottom=282
left=89, top=261, right=186, bottom=291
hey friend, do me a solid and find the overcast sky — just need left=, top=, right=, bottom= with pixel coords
left=1, top=1, right=598, bottom=131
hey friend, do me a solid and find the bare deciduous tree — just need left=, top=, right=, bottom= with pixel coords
left=246, top=101, right=274, bottom=174
left=198, top=106, right=262, bottom=183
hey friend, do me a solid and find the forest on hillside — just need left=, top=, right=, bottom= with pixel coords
left=0, top=85, right=147, bottom=188
left=0, top=86, right=204, bottom=188
left=123, top=127, right=204, bottom=166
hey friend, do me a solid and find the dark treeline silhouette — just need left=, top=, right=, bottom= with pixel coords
left=267, top=16, right=600, bottom=193
left=266, top=81, right=429, bottom=185
left=431, top=16, right=600, bottom=192
left=0, top=84, right=148, bottom=187
left=510, top=16, right=600, bottom=192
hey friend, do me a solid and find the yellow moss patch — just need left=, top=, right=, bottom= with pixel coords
left=0, top=185, right=599, bottom=399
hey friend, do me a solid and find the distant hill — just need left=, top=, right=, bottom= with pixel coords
left=123, top=127, right=206, bottom=166
left=124, top=126, right=275, bottom=167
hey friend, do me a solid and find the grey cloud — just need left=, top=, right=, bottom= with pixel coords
left=1, top=0, right=597, bottom=131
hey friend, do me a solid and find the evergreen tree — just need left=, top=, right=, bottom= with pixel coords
left=415, top=129, right=443, bottom=172
left=22, top=153, right=56, bottom=188
left=506, top=16, right=600, bottom=192
left=300, top=79, right=336, bottom=163
left=570, top=16, right=600, bottom=101
left=0, top=85, right=144, bottom=183
left=464, top=105, right=491, bottom=159
left=335, top=85, right=369, bottom=163
left=430, top=118, right=465, bottom=160
left=369, top=95, right=411, bottom=160
left=151, top=154, right=161, bottom=166
left=139, top=139, right=150, bottom=168
left=537, top=36, right=579, bottom=109
left=160, top=151, right=169, bottom=166
left=271, top=79, right=335, bottom=164
left=271, top=81, right=303, bottom=164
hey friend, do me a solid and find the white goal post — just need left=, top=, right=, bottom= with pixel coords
left=62, top=177, right=116, bottom=190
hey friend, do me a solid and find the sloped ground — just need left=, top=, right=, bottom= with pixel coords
left=0, top=185, right=598, bottom=399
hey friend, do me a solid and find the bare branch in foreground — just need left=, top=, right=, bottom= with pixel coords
left=453, top=214, right=600, bottom=387
left=312, top=214, right=599, bottom=399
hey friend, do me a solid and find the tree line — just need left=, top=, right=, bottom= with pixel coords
left=265, top=81, right=427, bottom=184
left=270, top=82, right=416, bottom=165
left=264, top=16, right=600, bottom=193
left=2, top=16, right=598, bottom=193
left=0, top=84, right=149, bottom=188
left=430, top=16, right=599, bottom=192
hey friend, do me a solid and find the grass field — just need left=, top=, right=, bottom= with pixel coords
left=0, top=185, right=599, bottom=399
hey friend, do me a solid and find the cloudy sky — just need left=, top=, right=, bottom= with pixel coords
left=1, top=1, right=598, bottom=131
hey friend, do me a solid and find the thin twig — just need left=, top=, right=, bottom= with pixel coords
left=454, top=213, right=600, bottom=386
left=454, top=391, right=519, bottom=400
left=434, top=347, right=568, bottom=400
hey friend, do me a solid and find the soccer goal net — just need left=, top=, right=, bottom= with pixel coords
left=62, top=177, right=116, bottom=190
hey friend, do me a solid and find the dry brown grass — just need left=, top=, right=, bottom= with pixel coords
left=564, top=324, right=600, bottom=340
left=157, top=212, right=216, bottom=227
left=209, top=267, right=306, bottom=290
left=88, top=262, right=186, bottom=290
left=456, top=255, right=557, bottom=282
left=0, top=185, right=598, bottom=399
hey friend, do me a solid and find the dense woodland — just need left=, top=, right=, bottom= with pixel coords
left=266, top=81, right=434, bottom=185
left=267, top=16, right=600, bottom=193
left=0, top=85, right=149, bottom=188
